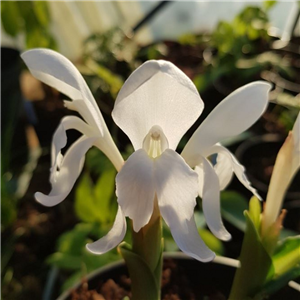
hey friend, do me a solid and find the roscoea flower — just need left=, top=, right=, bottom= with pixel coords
left=22, top=49, right=271, bottom=262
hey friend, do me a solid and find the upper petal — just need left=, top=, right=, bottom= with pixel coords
left=116, top=149, right=155, bottom=232
left=182, top=81, right=272, bottom=166
left=86, top=206, right=127, bottom=254
left=155, top=149, right=198, bottom=222
left=112, top=60, right=204, bottom=150
left=35, top=136, right=96, bottom=206
left=21, top=49, right=104, bottom=135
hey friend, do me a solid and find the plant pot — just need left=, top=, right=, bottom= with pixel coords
left=56, top=253, right=299, bottom=300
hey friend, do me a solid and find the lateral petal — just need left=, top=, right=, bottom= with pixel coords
left=86, top=206, right=127, bottom=254
left=202, top=157, right=231, bottom=241
left=35, top=136, right=96, bottom=206
left=116, top=149, right=155, bottom=232
left=112, top=60, right=203, bottom=150
left=210, top=144, right=261, bottom=199
left=155, top=149, right=198, bottom=222
left=182, top=81, right=271, bottom=166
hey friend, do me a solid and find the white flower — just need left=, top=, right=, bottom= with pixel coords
left=22, top=49, right=271, bottom=262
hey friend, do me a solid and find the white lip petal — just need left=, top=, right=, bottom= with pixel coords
left=161, top=207, right=215, bottom=262
left=112, top=60, right=204, bottom=150
left=116, top=149, right=155, bottom=232
left=201, top=157, right=231, bottom=241
left=35, top=136, right=96, bottom=207
left=210, top=144, right=261, bottom=199
left=21, top=49, right=104, bottom=135
left=155, top=149, right=198, bottom=222
left=182, top=81, right=271, bottom=166
left=86, top=206, right=127, bottom=254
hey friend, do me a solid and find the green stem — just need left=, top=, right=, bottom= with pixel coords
left=121, top=200, right=163, bottom=300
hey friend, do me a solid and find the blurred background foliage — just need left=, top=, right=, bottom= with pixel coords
left=1, top=1, right=300, bottom=299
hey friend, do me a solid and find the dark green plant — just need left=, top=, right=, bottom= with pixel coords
left=1, top=1, right=57, bottom=49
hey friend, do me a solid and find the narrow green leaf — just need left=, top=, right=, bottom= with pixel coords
left=229, top=211, right=274, bottom=300
left=119, top=242, right=160, bottom=300
left=249, top=196, right=262, bottom=231
left=272, top=236, right=300, bottom=276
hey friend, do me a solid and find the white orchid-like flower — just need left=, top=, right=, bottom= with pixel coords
left=22, top=49, right=271, bottom=262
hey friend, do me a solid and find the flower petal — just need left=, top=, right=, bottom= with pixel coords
left=155, top=149, right=198, bottom=222
left=21, top=49, right=104, bottom=135
left=116, top=149, right=155, bottom=232
left=210, top=144, right=261, bottom=199
left=35, top=136, right=96, bottom=207
left=112, top=60, right=203, bottom=150
left=182, top=81, right=272, bottom=166
left=162, top=207, right=215, bottom=262
left=50, top=116, right=96, bottom=184
left=202, top=157, right=231, bottom=241
left=214, top=148, right=234, bottom=191
left=86, top=206, right=127, bottom=254
left=195, top=164, right=204, bottom=197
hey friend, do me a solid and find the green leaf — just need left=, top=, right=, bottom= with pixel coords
left=119, top=242, right=160, bottom=300
left=263, top=1, right=277, bottom=11
left=254, top=266, right=300, bottom=299
left=56, top=223, right=94, bottom=255
left=46, top=252, right=82, bottom=270
left=248, top=196, right=262, bottom=231
left=229, top=211, right=274, bottom=299
left=94, top=168, right=117, bottom=223
left=272, top=236, right=300, bottom=276
left=1, top=1, right=23, bottom=36
left=221, top=191, right=248, bottom=231
left=32, top=1, right=50, bottom=26
left=75, top=171, right=116, bottom=224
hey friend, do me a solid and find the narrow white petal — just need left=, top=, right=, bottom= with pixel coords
left=155, top=149, right=198, bottom=222
left=116, top=149, right=155, bottom=232
left=86, top=206, right=127, bottom=254
left=210, top=145, right=261, bottom=199
left=202, top=157, right=231, bottom=241
left=50, top=116, right=96, bottom=184
left=182, top=81, right=272, bottom=166
left=162, top=210, right=215, bottom=262
left=112, top=60, right=203, bottom=150
left=21, top=49, right=104, bottom=135
left=35, top=136, right=96, bottom=207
